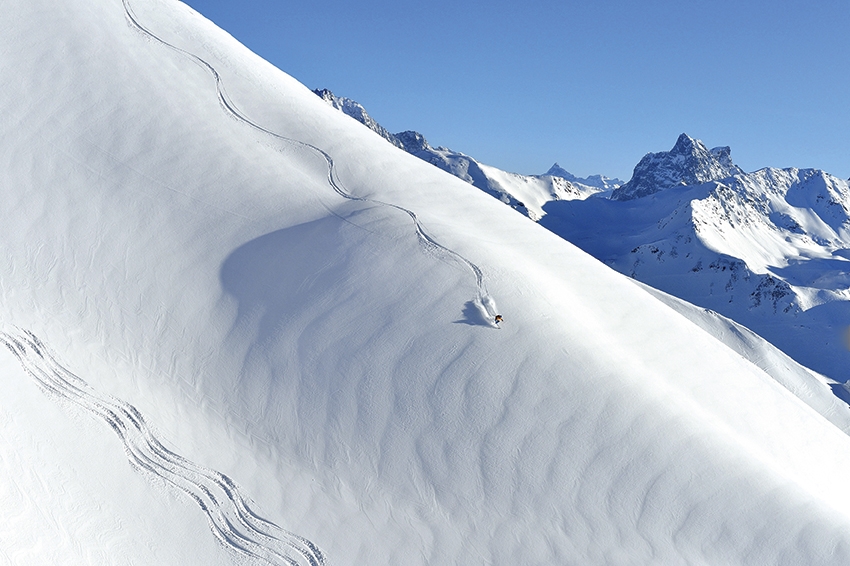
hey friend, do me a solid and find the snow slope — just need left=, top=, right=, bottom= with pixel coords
left=635, top=283, right=850, bottom=434
left=5, top=0, right=850, bottom=564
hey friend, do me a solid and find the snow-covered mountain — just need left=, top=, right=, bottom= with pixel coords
left=314, top=88, right=616, bottom=219
left=543, top=134, right=850, bottom=383
left=612, top=133, right=744, bottom=201
left=545, top=162, right=622, bottom=192
left=7, top=1, right=850, bottom=564
left=313, top=88, right=405, bottom=151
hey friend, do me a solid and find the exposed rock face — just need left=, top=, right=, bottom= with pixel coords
left=612, top=133, right=744, bottom=201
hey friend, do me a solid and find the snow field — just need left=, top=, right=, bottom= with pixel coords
left=4, top=0, right=850, bottom=564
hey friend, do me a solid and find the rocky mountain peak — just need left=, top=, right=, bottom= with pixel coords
left=612, top=133, right=744, bottom=201
left=394, top=130, right=431, bottom=153
left=546, top=163, right=572, bottom=178
left=671, top=132, right=701, bottom=155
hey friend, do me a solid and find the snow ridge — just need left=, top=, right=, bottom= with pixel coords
left=122, top=0, right=493, bottom=315
left=0, top=329, right=325, bottom=566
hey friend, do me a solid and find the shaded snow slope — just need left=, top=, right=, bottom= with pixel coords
left=5, top=0, right=850, bottom=565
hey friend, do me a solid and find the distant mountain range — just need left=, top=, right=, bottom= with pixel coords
left=545, top=134, right=850, bottom=384
left=314, top=89, right=622, bottom=220
left=315, top=88, right=850, bottom=386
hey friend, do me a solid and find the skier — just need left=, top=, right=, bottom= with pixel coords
left=494, top=314, right=503, bottom=325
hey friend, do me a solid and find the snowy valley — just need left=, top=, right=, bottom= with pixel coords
left=3, top=0, right=850, bottom=565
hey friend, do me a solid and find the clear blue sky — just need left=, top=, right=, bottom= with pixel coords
left=181, top=0, right=849, bottom=181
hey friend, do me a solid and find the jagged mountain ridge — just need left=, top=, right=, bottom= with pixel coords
left=542, top=134, right=850, bottom=383
left=612, top=133, right=744, bottom=201
left=313, top=88, right=620, bottom=219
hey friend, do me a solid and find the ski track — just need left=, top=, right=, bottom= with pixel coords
left=0, top=329, right=325, bottom=566
left=9, top=1, right=499, bottom=562
left=121, top=0, right=492, bottom=312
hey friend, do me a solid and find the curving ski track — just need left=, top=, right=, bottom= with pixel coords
left=0, top=329, right=325, bottom=566
left=121, top=0, right=490, bottom=307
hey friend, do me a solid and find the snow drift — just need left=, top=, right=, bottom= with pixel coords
left=4, top=0, right=850, bottom=564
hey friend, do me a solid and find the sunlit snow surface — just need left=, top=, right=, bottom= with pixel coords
left=1, top=328, right=325, bottom=565
left=5, top=0, right=850, bottom=564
